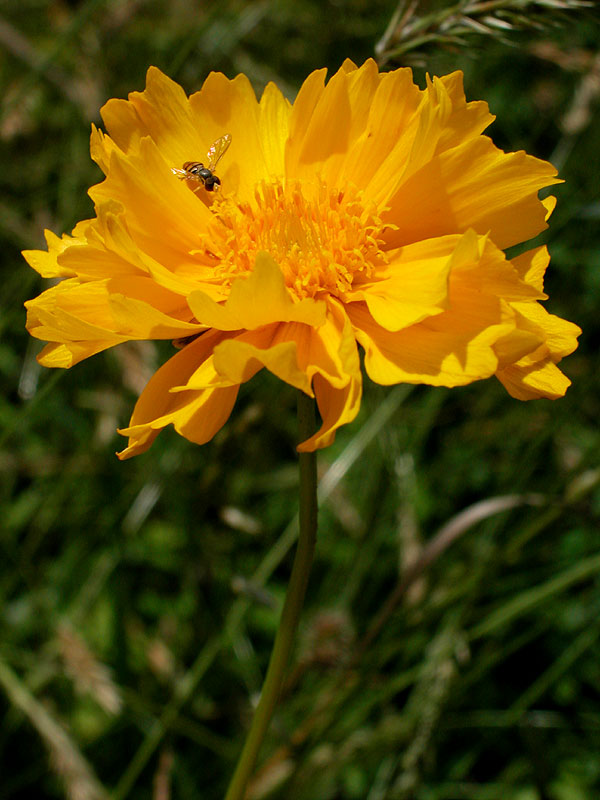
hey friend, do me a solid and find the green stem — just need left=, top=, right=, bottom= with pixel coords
left=224, top=391, right=318, bottom=800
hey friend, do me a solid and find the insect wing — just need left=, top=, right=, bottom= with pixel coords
left=171, top=166, right=190, bottom=179
left=206, top=134, right=232, bottom=172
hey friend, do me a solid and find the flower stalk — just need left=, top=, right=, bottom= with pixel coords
left=224, top=391, right=318, bottom=800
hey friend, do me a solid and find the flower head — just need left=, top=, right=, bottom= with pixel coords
left=24, top=60, right=580, bottom=458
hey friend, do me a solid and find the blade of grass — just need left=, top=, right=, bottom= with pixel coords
left=469, top=551, right=600, bottom=640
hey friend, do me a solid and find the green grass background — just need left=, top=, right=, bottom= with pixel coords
left=1, top=1, right=599, bottom=798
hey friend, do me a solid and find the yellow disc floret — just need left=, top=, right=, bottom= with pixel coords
left=202, top=180, right=389, bottom=301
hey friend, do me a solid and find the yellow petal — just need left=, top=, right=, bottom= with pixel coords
left=171, top=326, right=308, bottom=394
left=383, top=136, right=560, bottom=250
left=347, top=235, right=456, bottom=330
left=61, top=208, right=223, bottom=298
left=187, top=252, right=326, bottom=330
left=36, top=340, right=120, bottom=368
left=542, top=194, right=557, bottom=221
left=90, top=122, right=121, bottom=174
left=102, top=66, right=203, bottom=164
left=435, top=71, right=495, bottom=151
left=497, top=358, right=572, bottom=400
left=27, top=279, right=123, bottom=334
left=118, top=384, right=239, bottom=459
left=350, top=296, right=513, bottom=388
left=117, top=331, right=238, bottom=458
left=349, top=230, right=542, bottom=335
left=452, top=232, right=545, bottom=301
left=293, top=67, right=352, bottom=169
left=213, top=330, right=312, bottom=394
left=25, top=274, right=202, bottom=369
left=89, top=135, right=213, bottom=269
left=510, top=246, right=548, bottom=294
left=299, top=299, right=360, bottom=388
left=263, top=300, right=361, bottom=391
left=365, top=71, right=492, bottom=203
left=22, top=229, right=86, bottom=279
left=55, top=213, right=147, bottom=281
left=179, top=300, right=359, bottom=396
left=107, top=294, right=203, bottom=339
left=285, top=67, right=327, bottom=177
left=297, top=372, right=362, bottom=452
left=58, top=241, right=139, bottom=281
left=343, top=67, right=421, bottom=193
left=321, top=60, right=381, bottom=186
left=189, top=72, right=268, bottom=199
left=508, top=302, right=581, bottom=361
left=258, top=82, right=292, bottom=180
left=286, top=61, right=381, bottom=187
left=340, top=58, right=359, bottom=73
left=99, top=95, right=143, bottom=154
left=492, top=326, right=545, bottom=368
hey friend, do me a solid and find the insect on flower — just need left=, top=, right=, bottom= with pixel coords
left=171, top=133, right=232, bottom=193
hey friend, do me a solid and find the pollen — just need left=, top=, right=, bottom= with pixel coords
left=201, top=181, right=389, bottom=300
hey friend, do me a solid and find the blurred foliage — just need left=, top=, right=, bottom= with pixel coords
left=1, top=1, right=599, bottom=799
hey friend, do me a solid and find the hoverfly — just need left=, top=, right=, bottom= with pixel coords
left=171, top=133, right=232, bottom=193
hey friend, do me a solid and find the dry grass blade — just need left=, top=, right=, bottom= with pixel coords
left=393, top=625, right=460, bottom=798
left=153, top=749, right=174, bottom=800
left=376, top=0, right=593, bottom=65
left=58, top=622, right=122, bottom=715
left=358, top=493, right=544, bottom=655
left=0, top=656, right=108, bottom=800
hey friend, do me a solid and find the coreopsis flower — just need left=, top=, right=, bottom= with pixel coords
left=24, top=60, right=580, bottom=459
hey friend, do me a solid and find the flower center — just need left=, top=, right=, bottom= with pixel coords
left=199, top=181, right=388, bottom=300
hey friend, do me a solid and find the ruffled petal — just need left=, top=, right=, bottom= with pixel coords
left=319, top=60, right=382, bottom=186
left=89, top=136, right=213, bottom=268
left=189, top=72, right=272, bottom=199
left=300, top=299, right=361, bottom=388
left=25, top=275, right=204, bottom=368
left=57, top=207, right=227, bottom=299
left=510, top=246, right=549, bottom=294
left=26, top=280, right=130, bottom=365
left=23, top=228, right=88, bottom=279
left=187, top=252, right=326, bottom=330
left=341, top=67, right=421, bottom=193
left=350, top=229, right=553, bottom=388
left=297, top=372, right=362, bottom=452
left=36, top=340, right=122, bottom=369
left=177, top=300, right=360, bottom=399
left=213, top=329, right=312, bottom=393
left=351, top=300, right=512, bottom=387
left=434, top=72, right=495, bottom=152
left=496, top=358, right=572, bottom=400
left=286, top=61, right=384, bottom=185
left=258, top=82, right=292, bottom=180
left=364, top=71, right=493, bottom=203
left=346, top=235, right=456, bottom=331
left=106, top=293, right=202, bottom=339
left=284, top=67, right=327, bottom=177
left=514, top=304, right=581, bottom=361
left=382, top=136, right=560, bottom=250
left=101, top=66, right=204, bottom=162
left=117, top=330, right=238, bottom=458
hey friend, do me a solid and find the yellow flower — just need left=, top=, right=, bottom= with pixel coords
left=24, top=60, right=580, bottom=459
